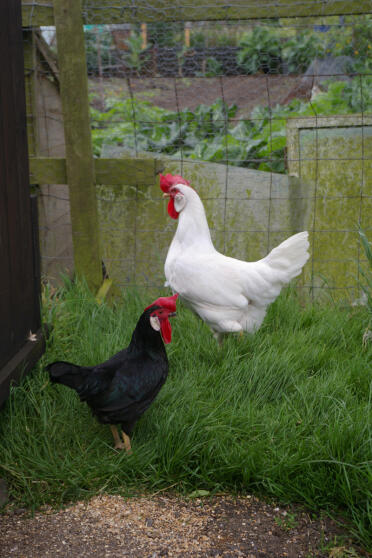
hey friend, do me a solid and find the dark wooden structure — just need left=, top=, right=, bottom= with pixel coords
left=0, top=0, right=44, bottom=407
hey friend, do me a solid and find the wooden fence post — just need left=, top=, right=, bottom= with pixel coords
left=53, top=0, right=102, bottom=292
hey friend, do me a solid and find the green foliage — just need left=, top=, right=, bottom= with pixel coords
left=90, top=74, right=372, bottom=172
left=237, top=27, right=283, bottom=74
left=205, top=57, right=223, bottom=77
left=283, top=32, right=325, bottom=73
left=147, top=22, right=183, bottom=48
left=84, top=26, right=114, bottom=75
left=0, top=280, right=371, bottom=551
left=335, top=16, right=372, bottom=62
left=190, top=31, right=206, bottom=48
left=123, top=33, right=149, bottom=75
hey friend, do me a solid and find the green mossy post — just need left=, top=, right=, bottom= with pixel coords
left=23, top=0, right=372, bottom=26
left=54, top=0, right=102, bottom=292
left=28, top=157, right=163, bottom=185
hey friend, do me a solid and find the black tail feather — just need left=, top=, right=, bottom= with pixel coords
left=47, top=361, right=86, bottom=391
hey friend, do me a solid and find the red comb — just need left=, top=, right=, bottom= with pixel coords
left=159, top=173, right=190, bottom=193
left=145, top=293, right=178, bottom=312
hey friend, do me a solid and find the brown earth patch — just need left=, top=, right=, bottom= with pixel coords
left=89, top=75, right=301, bottom=116
left=0, top=494, right=365, bottom=557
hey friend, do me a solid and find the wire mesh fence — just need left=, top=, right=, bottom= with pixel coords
left=22, top=4, right=372, bottom=300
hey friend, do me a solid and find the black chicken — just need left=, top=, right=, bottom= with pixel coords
left=47, top=294, right=178, bottom=453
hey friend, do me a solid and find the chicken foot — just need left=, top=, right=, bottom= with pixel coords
left=110, top=425, right=125, bottom=450
left=121, top=431, right=132, bottom=454
left=110, top=425, right=132, bottom=454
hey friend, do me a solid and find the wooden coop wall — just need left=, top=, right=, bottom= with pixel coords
left=0, top=0, right=44, bottom=406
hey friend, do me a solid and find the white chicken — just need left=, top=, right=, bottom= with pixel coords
left=160, top=173, right=310, bottom=342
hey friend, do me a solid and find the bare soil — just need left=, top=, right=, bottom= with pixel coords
left=89, top=75, right=303, bottom=116
left=0, top=494, right=365, bottom=557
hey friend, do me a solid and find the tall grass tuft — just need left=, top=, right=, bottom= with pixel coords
left=0, top=278, right=371, bottom=549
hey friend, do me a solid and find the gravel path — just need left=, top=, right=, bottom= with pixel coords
left=0, top=494, right=363, bottom=557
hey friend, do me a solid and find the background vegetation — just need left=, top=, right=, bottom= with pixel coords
left=85, top=16, right=372, bottom=77
left=91, top=75, right=372, bottom=173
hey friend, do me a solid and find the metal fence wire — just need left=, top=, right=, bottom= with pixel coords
left=23, top=4, right=372, bottom=301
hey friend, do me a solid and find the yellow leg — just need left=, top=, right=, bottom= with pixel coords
left=110, top=425, right=125, bottom=450
left=122, top=431, right=132, bottom=454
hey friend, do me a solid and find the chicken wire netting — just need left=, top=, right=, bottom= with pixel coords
left=23, top=5, right=372, bottom=300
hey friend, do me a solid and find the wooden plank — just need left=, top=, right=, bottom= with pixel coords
left=0, top=0, right=40, bottom=370
left=54, top=0, right=102, bottom=292
left=22, top=1, right=54, bottom=27
left=23, top=30, right=38, bottom=157
left=286, top=114, right=372, bottom=176
left=29, top=157, right=163, bottom=185
left=23, top=0, right=372, bottom=26
left=29, top=157, right=67, bottom=183
left=0, top=2, right=13, bottom=369
left=0, top=329, right=46, bottom=408
left=34, top=31, right=59, bottom=83
left=95, top=157, right=163, bottom=185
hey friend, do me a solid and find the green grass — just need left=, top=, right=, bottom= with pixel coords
left=0, top=279, right=371, bottom=550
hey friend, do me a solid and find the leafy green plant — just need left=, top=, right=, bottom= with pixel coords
left=341, top=76, right=372, bottom=112
left=124, top=32, right=149, bottom=76
left=90, top=74, right=372, bottom=172
left=190, top=31, right=206, bottom=48
left=339, top=16, right=372, bottom=61
left=85, top=26, right=114, bottom=75
left=274, top=511, right=298, bottom=531
left=205, top=57, right=223, bottom=77
left=147, top=21, right=183, bottom=48
left=237, top=27, right=283, bottom=74
left=283, top=32, right=325, bottom=73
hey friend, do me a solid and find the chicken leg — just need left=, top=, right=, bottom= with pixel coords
left=122, top=431, right=132, bottom=454
left=110, top=425, right=125, bottom=450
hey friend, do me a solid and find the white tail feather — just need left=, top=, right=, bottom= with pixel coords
left=263, top=231, right=310, bottom=283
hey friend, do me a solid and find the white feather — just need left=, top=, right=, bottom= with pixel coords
left=164, top=184, right=310, bottom=335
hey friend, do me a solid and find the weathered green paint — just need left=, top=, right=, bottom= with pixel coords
left=96, top=152, right=296, bottom=290
left=54, top=0, right=101, bottom=292
left=29, top=157, right=163, bottom=185
left=22, top=0, right=372, bottom=26
left=287, top=115, right=372, bottom=301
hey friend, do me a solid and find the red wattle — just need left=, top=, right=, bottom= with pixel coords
left=168, top=198, right=179, bottom=220
left=160, top=318, right=172, bottom=344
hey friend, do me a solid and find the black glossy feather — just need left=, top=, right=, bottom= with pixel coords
left=47, top=306, right=169, bottom=436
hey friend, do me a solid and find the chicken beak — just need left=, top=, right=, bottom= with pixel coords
left=168, top=312, right=176, bottom=317
left=163, top=192, right=170, bottom=198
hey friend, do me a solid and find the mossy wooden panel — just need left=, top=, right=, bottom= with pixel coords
left=296, top=123, right=372, bottom=300
left=29, top=157, right=162, bottom=185
left=29, top=157, right=67, bottom=184
left=96, top=154, right=303, bottom=290
left=22, top=1, right=54, bottom=27
left=95, top=158, right=161, bottom=186
left=22, top=0, right=372, bottom=26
